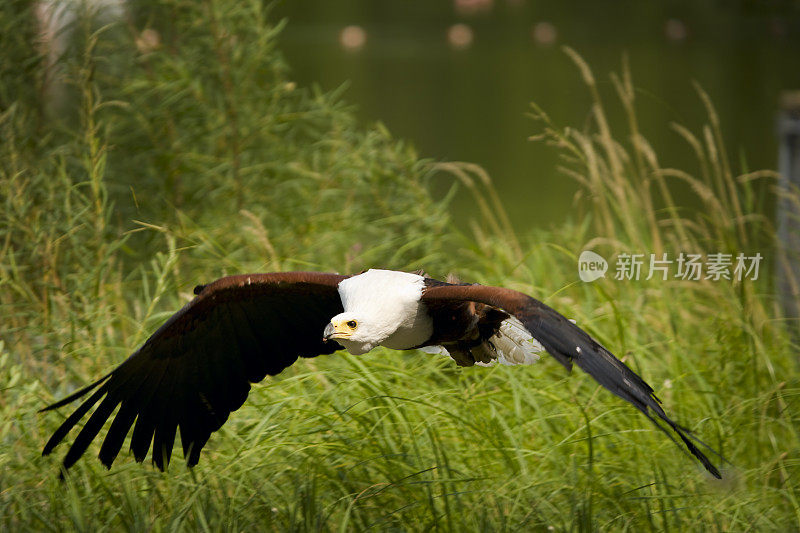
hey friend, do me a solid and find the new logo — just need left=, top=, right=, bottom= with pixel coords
left=578, top=250, right=608, bottom=282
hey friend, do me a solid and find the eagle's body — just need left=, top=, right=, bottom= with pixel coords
left=330, top=269, right=540, bottom=365
left=41, top=269, right=722, bottom=478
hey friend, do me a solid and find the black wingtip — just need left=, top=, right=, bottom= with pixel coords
left=39, top=374, right=112, bottom=413
left=674, top=425, right=722, bottom=479
left=640, top=408, right=723, bottom=479
left=42, top=384, right=111, bottom=457
left=510, top=297, right=723, bottom=478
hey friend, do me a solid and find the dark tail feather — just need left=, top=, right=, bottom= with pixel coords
left=98, top=398, right=139, bottom=469
left=61, top=393, right=121, bottom=470
left=39, top=373, right=112, bottom=413
left=42, top=383, right=109, bottom=456
left=640, top=406, right=723, bottom=478
left=128, top=359, right=170, bottom=463
left=151, top=359, right=180, bottom=471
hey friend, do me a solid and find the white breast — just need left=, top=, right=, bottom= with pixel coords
left=337, top=269, right=433, bottom=350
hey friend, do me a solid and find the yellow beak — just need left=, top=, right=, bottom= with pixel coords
left=323, top=322, right=348, bottom=341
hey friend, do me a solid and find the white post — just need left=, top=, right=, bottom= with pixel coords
left=777, top=92, right=800, bottom=332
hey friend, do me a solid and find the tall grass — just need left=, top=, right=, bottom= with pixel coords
left=1, top=3, right=799, bottom=531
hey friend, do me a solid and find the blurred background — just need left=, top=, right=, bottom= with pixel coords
left=274, top=0, right=800, bottom=227
left=3, top=1, right=799, bottom=530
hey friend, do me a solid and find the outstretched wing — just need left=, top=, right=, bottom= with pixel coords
left=42, top=272, right=347, bottom=472
left=421, top=282, right=722, bottom=478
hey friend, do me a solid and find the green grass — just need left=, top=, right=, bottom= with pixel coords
left=2, top=2, right=799, bottom=531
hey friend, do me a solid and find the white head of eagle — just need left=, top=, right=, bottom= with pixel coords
left=324, top=269, right=434, bottom=354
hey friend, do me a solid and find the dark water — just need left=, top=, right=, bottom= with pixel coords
left=274, top=1, right=800, bottom=230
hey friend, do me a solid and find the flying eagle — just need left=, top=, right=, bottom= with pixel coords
left=41, top=269, right=721, bottom=478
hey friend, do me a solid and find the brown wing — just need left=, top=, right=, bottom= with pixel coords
left=421, top=282, right=722, bottom=479
left=42, top=272, right=347, bottom=472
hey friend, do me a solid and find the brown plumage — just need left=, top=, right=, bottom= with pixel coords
left=41, top=269, right=721, bottom=478
left=42, top=272, right=346, bottom=471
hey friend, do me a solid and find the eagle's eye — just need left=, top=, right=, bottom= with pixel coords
left=346, top=320, right=358, bottom=329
